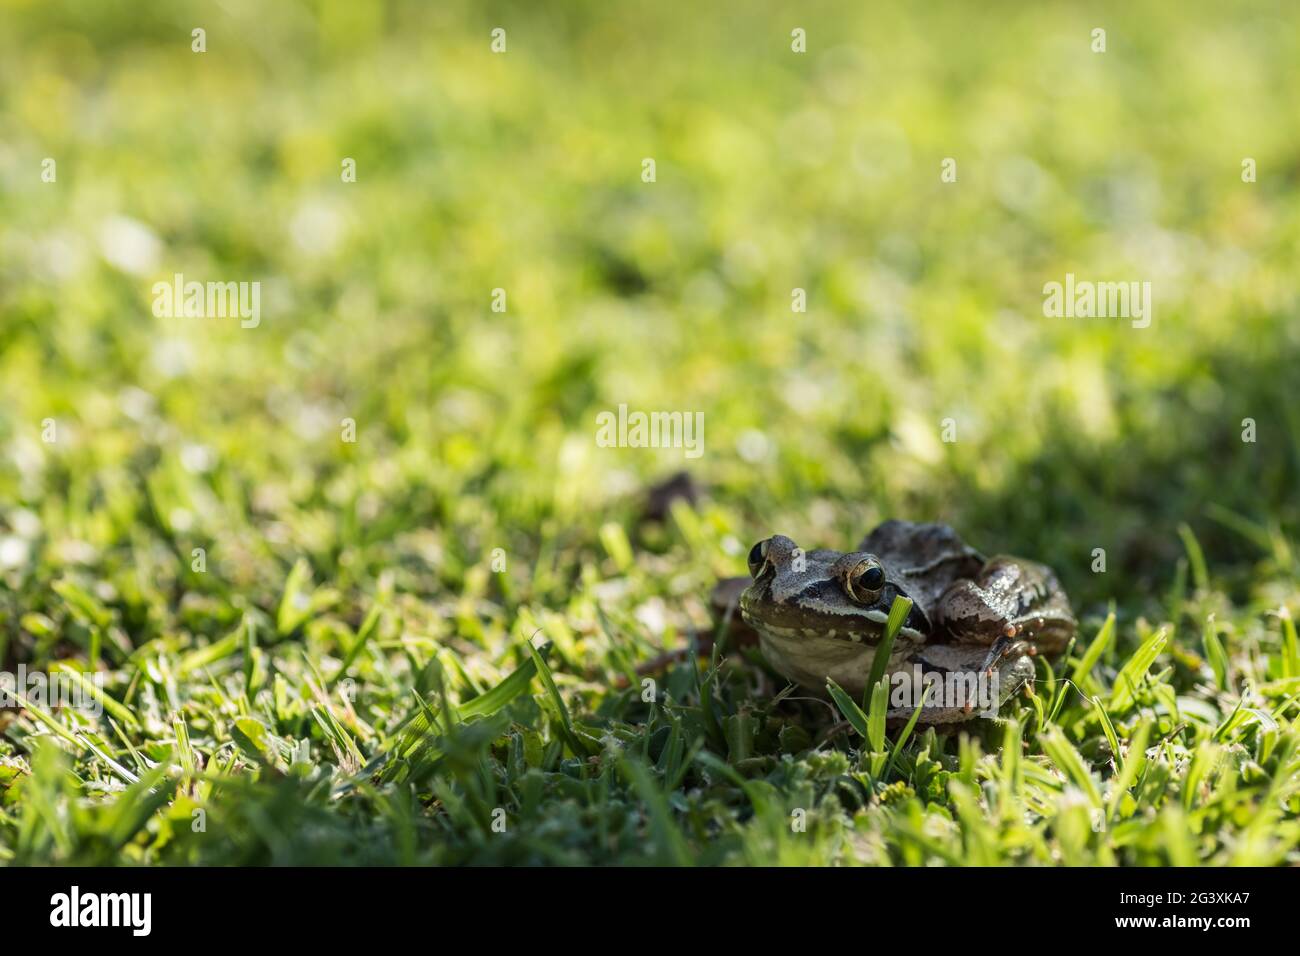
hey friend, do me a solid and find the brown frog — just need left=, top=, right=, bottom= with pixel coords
left=728, top=520, right=1076, bottom=723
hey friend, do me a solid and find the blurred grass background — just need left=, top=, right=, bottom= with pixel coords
left=1, top=0, right=1299, bottom=864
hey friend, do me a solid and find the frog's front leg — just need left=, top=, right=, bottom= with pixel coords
left=937, top=556, right=1076, bottom=658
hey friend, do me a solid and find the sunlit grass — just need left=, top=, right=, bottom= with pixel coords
left=0, top=0, right=1298, bottom=865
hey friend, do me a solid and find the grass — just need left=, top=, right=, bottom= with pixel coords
left=1, top=0, right=1299, bottom=865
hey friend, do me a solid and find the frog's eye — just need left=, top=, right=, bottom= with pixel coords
left=747, top=539, right=772, bottom=580
left=843, top=558, right=886, bottom=603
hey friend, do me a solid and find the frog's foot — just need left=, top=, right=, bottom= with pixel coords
left=976, top=633, right=1034, bottom=674
left=937, top=556, right=1076, bottom=656
left=884, top=647, right=1035, bottom=725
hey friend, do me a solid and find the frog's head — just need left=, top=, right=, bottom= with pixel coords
left=738, top=535, right=930, bottom=644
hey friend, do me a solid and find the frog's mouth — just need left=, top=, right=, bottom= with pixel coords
left=739, top=588, right=929, bottom=645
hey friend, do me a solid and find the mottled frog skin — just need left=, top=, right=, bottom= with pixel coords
left=737, top=520, right=1076, bottom=723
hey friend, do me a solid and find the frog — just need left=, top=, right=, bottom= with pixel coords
left=731, top=520, right=1076, bottom=724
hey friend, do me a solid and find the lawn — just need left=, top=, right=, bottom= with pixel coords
left=1, top=0, right=1299, bottom=865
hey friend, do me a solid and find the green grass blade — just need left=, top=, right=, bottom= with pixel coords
left=1108, top=627, right=1168, bottom=713
left=1280, top=606, right=1299, bottom=679
left=49, top=663, right=139, bottom=729
left=331, top=602, right=383, bottom=686
left=883, top=690, right=929, bottom=780
left=1071, top=611, right=1115, bottom=684
left=1107, top=716, right=1152, bottom=818
left=1202, top=615, right=1228, bottom=690
left=864, top=595, right=913, bottom=709
left=1177, top=523, right=1209, bottom=592
left=526, top=638, right=592, bottom=756
left=1092, top=696, right=1121, bottom=767
left=826, top=678, right=870, bottom=739
left=1040, top=726, right=1101, bottom=808
left=866, top=680, right=888, bottom=752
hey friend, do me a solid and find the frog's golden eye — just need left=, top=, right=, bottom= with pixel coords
left=747, top=539, right=772, bottom=579
left=843, top=558, right=886, bottom=603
